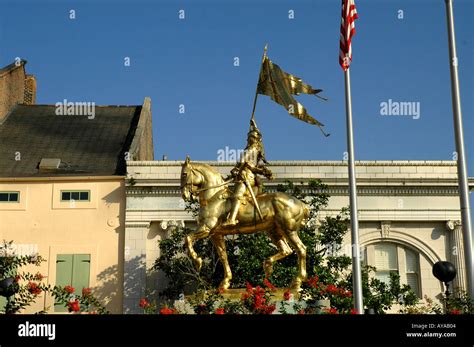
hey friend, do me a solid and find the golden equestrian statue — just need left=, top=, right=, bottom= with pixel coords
left=181, top=119, right=310, bottom=290
left=181, top=45, right=328, bottom=291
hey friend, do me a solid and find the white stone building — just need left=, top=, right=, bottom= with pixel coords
left=123, top=160, right=473, bottom=313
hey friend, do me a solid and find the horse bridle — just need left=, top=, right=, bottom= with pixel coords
left=181, top=164, right=197, bottom=197
left=182, top=164, right=232, bottom=197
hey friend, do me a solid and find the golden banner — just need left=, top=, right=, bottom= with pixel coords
left=257, top=56, right=327, bottom=134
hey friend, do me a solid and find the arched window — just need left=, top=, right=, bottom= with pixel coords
left=366, top=242, right=421, bottom=297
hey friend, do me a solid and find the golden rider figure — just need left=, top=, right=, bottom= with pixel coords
left=222, top=118, right=273, bottom=227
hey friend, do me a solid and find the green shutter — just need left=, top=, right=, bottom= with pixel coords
left=72, top=254, right=90, bottom=293
left=55, top=254, right=73, bottom=312
left=56, top=254, right=73, bottom=286
left=54, top=254, right=90, bottom=312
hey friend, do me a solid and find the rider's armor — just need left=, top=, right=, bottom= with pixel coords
left=222, top=119, right=273, bottom=227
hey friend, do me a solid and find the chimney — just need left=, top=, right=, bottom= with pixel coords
left=24, top=75, right=37, bottom=105
left=0, top=60, right=36, bottom=123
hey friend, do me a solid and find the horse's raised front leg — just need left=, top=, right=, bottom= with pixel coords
left=210, top=234, right=232, bottom=290
left=185, top=224, right=210, bottom=271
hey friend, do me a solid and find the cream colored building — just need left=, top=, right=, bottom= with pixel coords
left=123, top=160, right=473, bottom=313
left=0, top=97, right=154, bottom=313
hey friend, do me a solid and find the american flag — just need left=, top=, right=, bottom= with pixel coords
left=339, top=0, right=359, bottom=71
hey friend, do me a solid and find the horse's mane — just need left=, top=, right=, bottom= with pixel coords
left=191, top=162, right=224, bottom=183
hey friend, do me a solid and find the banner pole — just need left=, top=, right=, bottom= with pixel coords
left=250, top=44, right=268, bottom=120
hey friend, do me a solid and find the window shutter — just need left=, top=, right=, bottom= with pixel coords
left=55, top=254, right=73, bottom=312
left=55, top=254, right=73, bottom=286
left=54, top=254, right=90, bottom=312
left=72, top=254, right=90, bottom=293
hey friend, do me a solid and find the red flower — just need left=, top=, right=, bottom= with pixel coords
left=82, top=287, right=91, bottom=296
left=283, top=290, right=292, bottom=301
left=253, top=294, right=265, bottom=310
left=33, top=273, right=44, bottom=281
left=14, top=275, right=21, bottom=283
left=139, top=298, right=150, bottom=308
left=215, top=308, right=225, bottom=315
left=263, top=278, right=276, bottom=291
left=263, top=305, right=276, bottom=314
left=324, top=307, right=338, bottom=315
left=307, top=276, right=319, bottom=288
left=325, top=284, right=338, bottom=294
left=64, top=285, right=75, bottom=294
left=350, top=308, right=358, bottom=315
left=67, top=299, right=80, bottom=312
left=345, top=290, right=352, bottom=298
left=27, top=282, right=42, bottom=295
left=246, top=282, right=253, bottom=292
left=298, top=309, right=305, bottom=315
left=254, top=286, right=265, bottom=296
left=449, top=309, right=461, bottom=315
left=159, top=307, right=175, bottom=315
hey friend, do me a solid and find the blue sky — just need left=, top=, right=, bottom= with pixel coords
left=0, top=0, right=472, bottom=170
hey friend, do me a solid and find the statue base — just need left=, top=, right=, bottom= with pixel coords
left=219, top=288, right=301, bottom=301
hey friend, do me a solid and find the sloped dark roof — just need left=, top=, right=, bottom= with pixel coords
left=0, top=104, right=141, bottom=177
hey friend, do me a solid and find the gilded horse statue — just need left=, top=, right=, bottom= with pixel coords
left=181, top=156, right=310, bottom=290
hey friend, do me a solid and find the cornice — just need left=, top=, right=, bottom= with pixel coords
left=126, top=185, right=461, bottom=197
left=127, top=160, right=459, bottom=167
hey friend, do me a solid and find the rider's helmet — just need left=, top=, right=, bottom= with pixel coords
left=247, top=118, right=262, bottom=141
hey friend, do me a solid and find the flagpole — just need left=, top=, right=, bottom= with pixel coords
left=344, top=67, right=364, bottom=314
left=444, top=0, right=474, bottom=298
left=250, top=44, right=268, bottom=120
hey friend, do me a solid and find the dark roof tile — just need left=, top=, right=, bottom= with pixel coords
left=0, top=104, right=141, bottom=177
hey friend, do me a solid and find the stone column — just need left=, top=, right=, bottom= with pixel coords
left=446, top=220, right=467, bottom=293
left=123, top=222, right=150, bottom=314
left=144, top=219, right=185, bottom=295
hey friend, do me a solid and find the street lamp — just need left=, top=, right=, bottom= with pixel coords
left=432, top=261, right=457, bottom=298
left=433, top=261, right=457, bottom=313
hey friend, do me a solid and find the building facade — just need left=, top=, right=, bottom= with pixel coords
left=123, top=160, right=473, bottom=313
left=0, top=88, right=154, bottom=312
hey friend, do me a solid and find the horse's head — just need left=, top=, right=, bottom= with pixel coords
left=180, top=155, right=203, bottom=201
left=181, top=155, right=224, bottom=202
